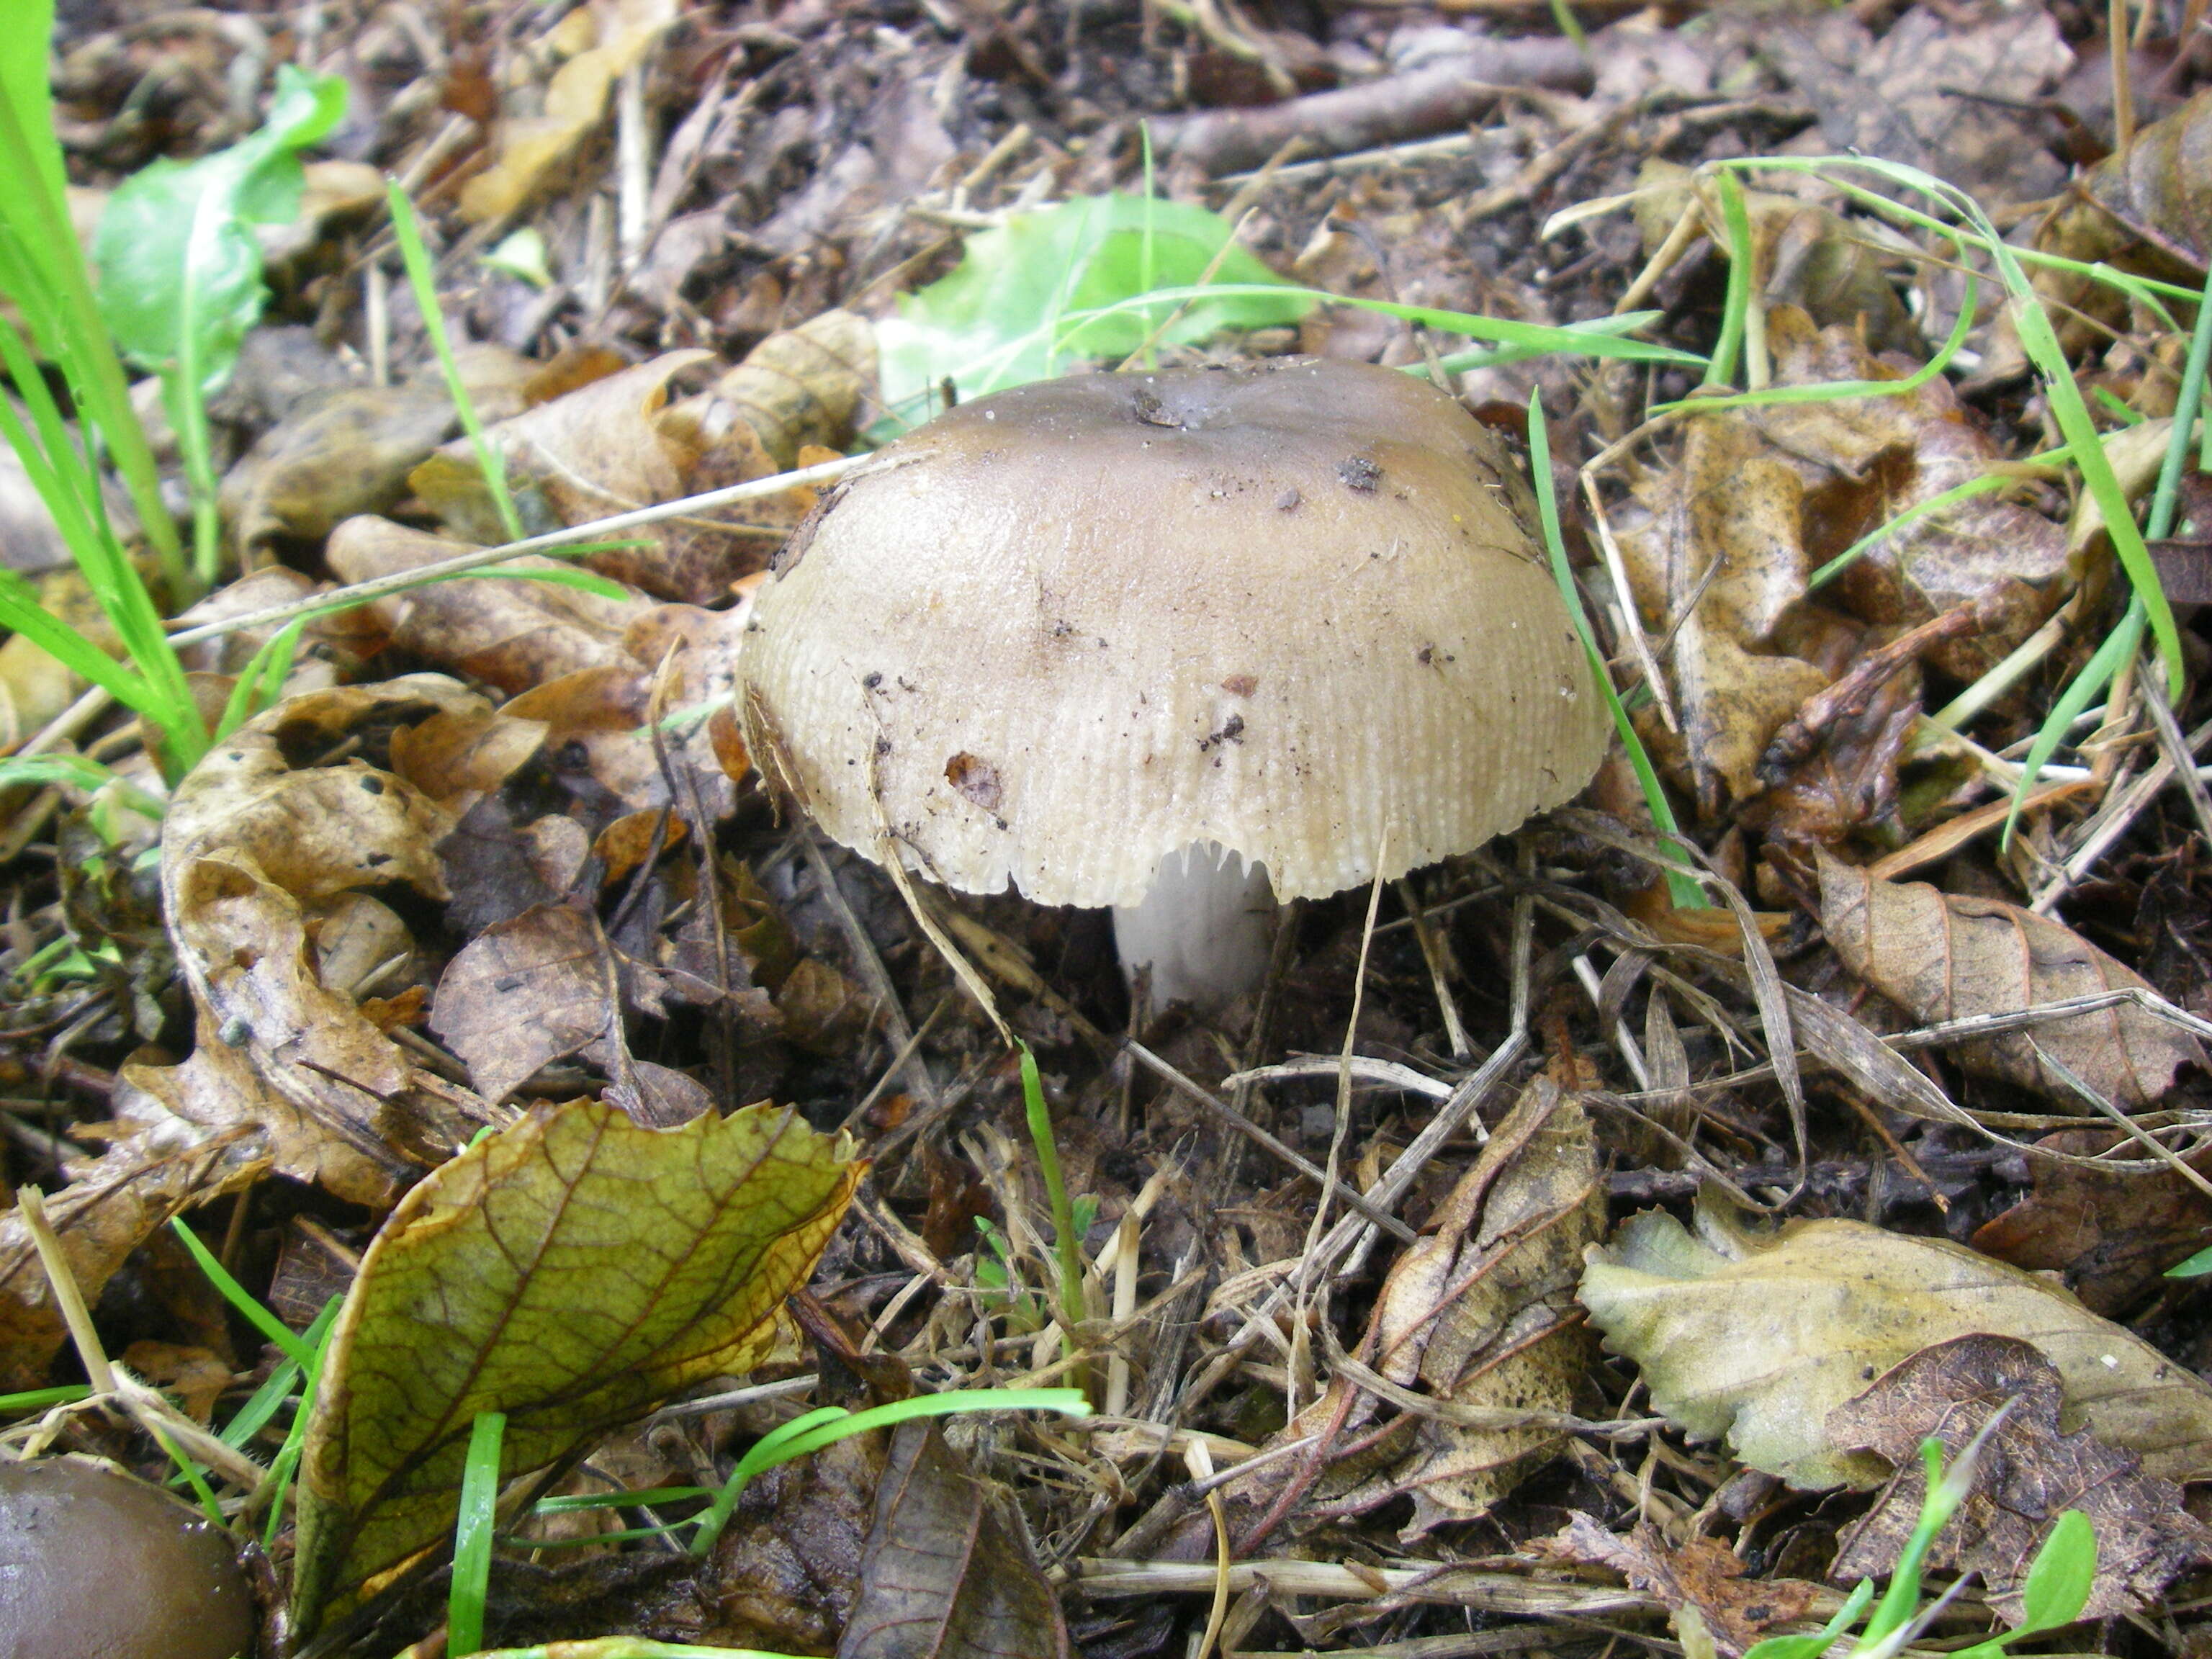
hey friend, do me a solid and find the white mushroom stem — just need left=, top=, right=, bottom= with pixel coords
left=1112, top=842, right=1277, bottom=1015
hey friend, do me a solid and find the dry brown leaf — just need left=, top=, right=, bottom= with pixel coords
left=152, top=678, right=499, bottom=1208
left=458, top=0, right=680, bottom=225
left=0, top=568, right=117, bottom=749
left=1828, top=1334, right=2212, bottom=1622
left=412, top=351, right=781, bottom=604
left=1349, top=1079, right=1604, bottom=1537
left=2032, top=88, right=2212, bottom=356
left=662, top=308, right=877, bottom=472
left=219, top=348, right=532, bottom=551
left=1634, top=161, right=1918, bottom=356
left=835, top=1422, right=1071, bottom=1659
left=0, top=1102, right=266, bottom=1388
left=1614, top=308, right=2069, bottom=817
left=1759, top=4, right=2072, bottom=207
left=429, top=902, right=609, bottom=1107
left=410, top=336, right=860, bottom=603
left=1211, top=1081, right=1599, bottom=1544
left=1579, top=1199, right=2212, bottom=1488
left=323, top=516, right=642, bottom=693
left=1549, top=1515, right=1817, bottom=1658
left=1973, top=1130, right=2212, bottom=1314
left=173, top=567, right=385, bottom=688
left=1818, top=851, right=2206, bottom=1109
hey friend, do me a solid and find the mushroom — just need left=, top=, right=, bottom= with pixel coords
left=739, top=359, right=1607, bottom=1011
left=0, top=1455, right=257, bottom=1659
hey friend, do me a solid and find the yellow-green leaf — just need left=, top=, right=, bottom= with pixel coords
left=291, top=1100, right=859, bottom=1635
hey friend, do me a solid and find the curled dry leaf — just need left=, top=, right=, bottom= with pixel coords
left=458, top=0, right=680, bottom=225
left=218, top=347, right=533, bottom=552
left=325, top=516, right=641, bottom=693
left=1352, top=1079, right=1603, bottom=1538
left=173, top=566, right=385, bottom=688
left=1549, top=1515, right=1817, bottom=1658
left=1216, top=1079, right=1599, bottom=1540
left=1578, top=1199, right=2212, bottom=1489
left=661, top=307, right=878, bottom=473
left=291, top=1099, right=859, bottom=1635
left=0, top=1108, right=266, bottom=1389
left=1974, top=1129, right=2212, bottom=1315
left=835, top=1422, right=1071, bottom=1659
left=2033, top=87, right=2212, bottom=356
left=1828, top=1334, right=2212, bottom=1623
left=1613, top=307, right=2069, bottom=818
left=1634, top=161, right=1918, bottom=355
left=1818, top=851, right=2206, bottom=1109
left=410, top=328, right=863, bottom=603
left=145, top=678, right=499, bottom=1209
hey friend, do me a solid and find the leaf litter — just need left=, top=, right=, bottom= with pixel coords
left=8, top=0, right=2212, bottom=1653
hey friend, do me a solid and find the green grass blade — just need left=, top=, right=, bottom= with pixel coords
left=169, top=1215, right=318, bottom=1369
left=0, top=9, right=184, bottom=583
left=1527, top=394, right=1703, bottom=909
left=450, top=1410, right=508, bottom=1658
left=1020, top=1043, right=1089, bottom=1337
left=1057, top=283, right=1701, bottom=367
left=1704, top=170, right=1753, bottom=390
left=390, top=184, right=525, bottom=544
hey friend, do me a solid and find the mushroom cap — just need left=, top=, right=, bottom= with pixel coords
left=0, top=1456, right=257, bottom=1659
left=739, top=359, right=1607, bottom=907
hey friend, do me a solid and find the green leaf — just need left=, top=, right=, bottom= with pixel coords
left=450, top=1411, right=506, bottom=1659
left=2017, top=1509, right=2097, bottom=1634
left=2167, top=1243, right=2212, bottom=1277
left=876, top=192, right=1310, bottom=415
left=95, top=63, right=347, bottom=392
left=290, top=1101, right=858, bottom=1637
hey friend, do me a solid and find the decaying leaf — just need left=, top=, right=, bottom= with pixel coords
left=1351, top=1079, right=1604, bottom=1537
left=1758, top=4, right=2072, bottom=207
left=1613, top=307, right=2069, bottom=818
left=660, top=308, right=877, bottom=472
left=2032, top=87, right=2212, bottom=356
left=292, top=1099, right=859, bottom=1635
left=429, top=902, right=611, bottom=1106
left=652, top=1430, right=882, bottom=1651
left=0, top=1102, right=266, bottom=1389
left=1974, top=1129, right=2212, bottom=1315
left=1819, top=852, right=2207, bottom=1109
left=408, top=338, right=855, bottom=603
left=1828, top=1334, right=2212, bottom=1622
left=1215, top=1080, right=1599, bottom=1540
left=1634, top=161, right=1918, bottom=355
left=218, top=348, right=534, bottom=551
left=1549, top=1515, right=1817, bottom=1658
left=835, top=1421, right=1071, bottom=1659
left=323, top=517, right=643, bottom=692
left=150, top=678, right=500, bottom=1208
left=1578, top=1199, right=2212, bottom=1488
left=458, top=0, right=680, bottom=225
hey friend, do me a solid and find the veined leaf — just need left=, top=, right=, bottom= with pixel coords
left=876, top=192, right=1309, bottom=416
left=290, top=1100, right=859, bottom=1635
left=95, top=63, right=346, bottom=394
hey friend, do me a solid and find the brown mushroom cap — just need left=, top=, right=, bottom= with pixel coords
left=739, top=359, right=1607, bottom=907
left=0, top=1456, right=256, bottom=1659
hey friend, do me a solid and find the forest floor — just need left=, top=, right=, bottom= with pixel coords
left=7, top=0, right=2212, bottom=1655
